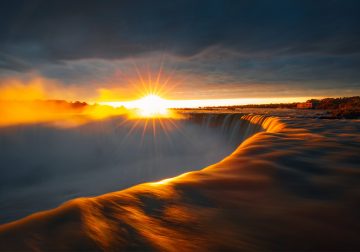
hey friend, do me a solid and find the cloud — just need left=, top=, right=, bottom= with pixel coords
left=1, top=0, right=359, bottom=63
left=0, top=0, right=359, bottom=98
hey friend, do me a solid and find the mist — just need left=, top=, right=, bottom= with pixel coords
left=0, top=115, right=243, bottom=223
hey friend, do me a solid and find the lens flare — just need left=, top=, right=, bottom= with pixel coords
left=133, top=94, right=169, bottom=117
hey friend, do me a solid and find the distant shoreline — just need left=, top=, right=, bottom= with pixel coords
left=173, top=96, right=360, bottom=119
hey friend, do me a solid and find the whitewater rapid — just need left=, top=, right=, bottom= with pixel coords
left=0, top=113, right=359, bottom=251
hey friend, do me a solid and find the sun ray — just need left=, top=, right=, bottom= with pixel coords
left=121, top=118, right=142, bottom=143
left=152, top=118, right=157, bottom=138
left=132, top=61, right=149, bottom=96
left=140, top=118, right=149, bottom=146
left=158, top=118, right=174, bottom=145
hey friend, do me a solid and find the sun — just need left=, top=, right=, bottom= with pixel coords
left=134, top=94, right=169, bottom=117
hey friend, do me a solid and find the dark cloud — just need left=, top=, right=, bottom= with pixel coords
left=1, top=0, right=359, bottom=62
left=0, top=0, right=359, bottom=95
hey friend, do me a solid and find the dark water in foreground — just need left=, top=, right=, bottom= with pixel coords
left=0, top=114, right=248, bottom=224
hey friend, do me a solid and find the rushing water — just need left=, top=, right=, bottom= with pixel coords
left=0, top=113, right=259, bottom=224
left=0, top=113, right=359, bottom=251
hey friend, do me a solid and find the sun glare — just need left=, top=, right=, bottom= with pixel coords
left=134, top=94, right=169, bottom=117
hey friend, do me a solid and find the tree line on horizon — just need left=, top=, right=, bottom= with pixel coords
left=185, top=96, right=360, bottom=119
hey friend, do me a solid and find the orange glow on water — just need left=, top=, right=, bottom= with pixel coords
left=0, top=100, right=128, bottom=128
left=0, top=67, right=321, bottom=128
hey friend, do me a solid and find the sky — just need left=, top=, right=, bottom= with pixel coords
left=0, top=0, right=360, bottom=104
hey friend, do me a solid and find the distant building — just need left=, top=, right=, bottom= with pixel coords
left=297, top=102, right=313, bottom=109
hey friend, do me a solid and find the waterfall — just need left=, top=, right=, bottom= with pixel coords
left=185, top=113, right=284, bottom=146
